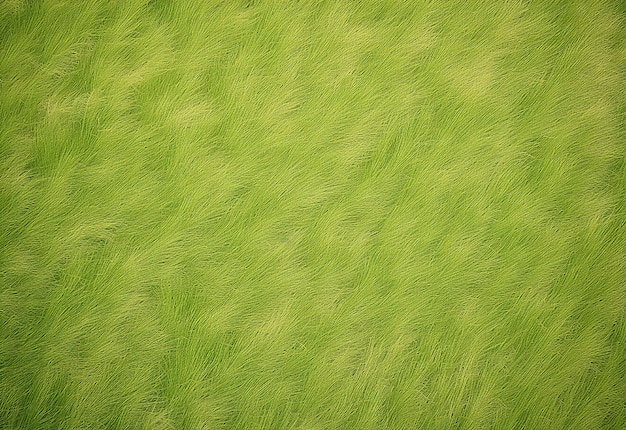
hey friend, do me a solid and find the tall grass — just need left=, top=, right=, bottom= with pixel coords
left=1, top=0, right=624, bottom=428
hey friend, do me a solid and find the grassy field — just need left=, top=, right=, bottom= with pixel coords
left=1, top=0, right=624, bottom=428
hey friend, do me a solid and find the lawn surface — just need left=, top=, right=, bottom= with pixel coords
left=1, top=0, right=625, bottom=428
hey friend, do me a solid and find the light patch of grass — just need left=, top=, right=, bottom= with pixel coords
left=1, top=0, right=625, bottom=428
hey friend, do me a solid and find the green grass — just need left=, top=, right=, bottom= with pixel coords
left=1, top=0, right=625, bottom=428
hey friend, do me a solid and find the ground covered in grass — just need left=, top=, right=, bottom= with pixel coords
left=1, top=0, right=625, bottom=428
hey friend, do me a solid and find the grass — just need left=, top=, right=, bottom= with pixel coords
left=1, top=0, right=624, bottom=428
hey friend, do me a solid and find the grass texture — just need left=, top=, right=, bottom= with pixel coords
left=1, top=0, right=625, bottom=428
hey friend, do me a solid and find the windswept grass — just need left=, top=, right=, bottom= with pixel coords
left=1, top=0, right=624, bottom=428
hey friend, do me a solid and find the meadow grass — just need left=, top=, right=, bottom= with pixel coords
left=1, top=0, right=625, bottom=428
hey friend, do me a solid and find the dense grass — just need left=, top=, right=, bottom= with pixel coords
left=1, top=0, right=624, bottom=428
